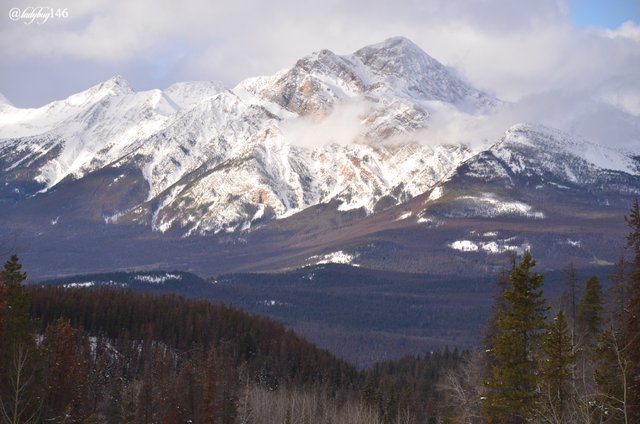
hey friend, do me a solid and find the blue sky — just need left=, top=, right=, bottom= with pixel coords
left=570, top=0, right=639, bottom=28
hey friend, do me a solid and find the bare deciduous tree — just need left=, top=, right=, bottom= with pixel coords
left=0, top=345, right=40, bottom=424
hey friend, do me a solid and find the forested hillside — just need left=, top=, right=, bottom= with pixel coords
left=0, top=258, right=459, bottom=423
left=1, top=200, right=639, bottom=423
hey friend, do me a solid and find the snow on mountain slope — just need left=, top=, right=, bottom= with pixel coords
left=240, top=37, right=496, bottom=118
left=0, top=76, right=133, bottom=139
left=0, top=76, right=230, bottom=194
left=353, top=37, right=496, bottom=112
left=495, top=123, right=638, bottom=178
left=418, top=123, right=640, bottom=222
left=236, top=36, right=497, bottom=147
left=163, top=81, right=224, bottom=110
left=21, top=38, right=636, bottom=238
left=139, top=134, right=472, bottom=235
left=120, top=90, right=277, bottom=200
left=0, top=37, right=491, bottom=235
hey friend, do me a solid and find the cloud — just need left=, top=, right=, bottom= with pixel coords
left=416, top=91, right=640, bottom=151
left=280, top=99, right=372, bottom=147
left=603, top=20, right=640, bottom=41
left=0, top=0, right=638, bottom=149
left=1, top=1, right=634, bottom=92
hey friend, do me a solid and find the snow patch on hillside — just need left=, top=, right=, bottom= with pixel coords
left=449, top=238, right=530, bottom=255
left=62, top=280, right=128, bottom=288
left=63, top=282, right=96, bottom=288
left=449, top=240, right=479, bottom=252
left=308, top=250, right=359, bottom=266
left=427, top=186, right=444, bottom=201
left=456, top=194, right=545, bottom=219
left=395, top=211, right=412, bottom=220
left=134, top=273, right=183, bottom=284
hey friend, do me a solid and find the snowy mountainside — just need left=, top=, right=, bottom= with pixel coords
left=415, top=123, right=640, bottom=222
left=1, top=37, right=487, bottom=235
left=239, top=37, right=497, bottom=118
left=0, top=76, right=225, bottom=198
left=1, top=37, right=637, bottom=242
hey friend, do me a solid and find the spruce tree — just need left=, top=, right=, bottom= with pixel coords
left=0, top=255, right=30, bottom=348
left=624, top=199, right=640, bottom=421
left=484, top=253, right=517, bottom=369
left=483, top=251, right=548, bottom=423
left=0, top=255, right=39, bottom=424
left=562, top=263, right=579, bottom=344
left=608, top=257, right=627, bottom=330
left=541, top=311, right=575, bottom=420
left=577, top=276, right=604, bottom=342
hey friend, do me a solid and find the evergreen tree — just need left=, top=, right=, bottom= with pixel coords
left=484, top=253, right=517, bottom=369
left=562, top=263, right=579, bottom=345
left=541, top=311, right=575, bottom=420
left=483, top=251, right=548, bottom=424
left=577, top=276, right=604, bottom=342
left=608, top=257, right=627, bottom=330
left=0, top=255, right=39, bottom=424
left=0, top=255, right=30, bottom=348
left=624, top=199, right=640, bottom=421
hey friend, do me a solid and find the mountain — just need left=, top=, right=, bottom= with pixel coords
left=0, top=37, right=488, bottom=235
left=420, top=123, right=640, bottom=221
left=0, top=37, right=638, bottom=280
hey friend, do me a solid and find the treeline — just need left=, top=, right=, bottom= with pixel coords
left=0, top=255, right=461, bottom=423
left=0, top=260, right=365, bottom=423
left=441, top=200, right=640, bottom=423
left=26, top=285, right=357, bottom=388
left=2, top=199, right=639, bottom=423
left=363, top=348, right=465, bottom=422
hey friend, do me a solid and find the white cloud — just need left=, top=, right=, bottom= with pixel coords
left=603, top=20, right=640, bottom=41
left=0, top=0, right=638, bottom=149
left=280, top=99, right=372, bottom=147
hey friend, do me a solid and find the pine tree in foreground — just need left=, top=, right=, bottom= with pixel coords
left=0, top=255, right=40, bottom=424
left=483, top=251, right=548, bottom=424
left=540, top=311, right=576, bottom=422
left=577, top=276, right=604, bottom=343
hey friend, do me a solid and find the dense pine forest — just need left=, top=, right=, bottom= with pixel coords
left=0, top=259, right=458, bottom=423
left=0, top=200, right=639, bottom=423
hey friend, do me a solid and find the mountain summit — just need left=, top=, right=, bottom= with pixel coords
left=239, top=36, right=495, bottom=118
left=0, top=37, right=638, bottom=278
left=0, top=37, right=494, bottom=234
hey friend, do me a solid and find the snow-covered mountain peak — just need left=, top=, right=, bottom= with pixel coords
left=163, top=81, right=225, bottom=110
left=64, top=75, right=133, bottom=107
left=236, top=36, right=496, bottom=131
left=10, top=37, right=635, bottom=238
left=353, top=37, right=496, bottom=111
left=497, top=123, right=637, bottom=175
left=102, top=75, right=133, bottom=93
left=354, top=36, right=429, bottom=64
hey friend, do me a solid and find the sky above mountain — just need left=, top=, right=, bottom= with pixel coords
left=0, top=0, right=638, bottom=149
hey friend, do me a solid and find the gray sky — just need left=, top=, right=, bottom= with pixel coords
left=0, top=0, right=639, bottom=148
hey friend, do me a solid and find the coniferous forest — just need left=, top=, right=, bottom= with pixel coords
left=0, top=200, right=639, bottom=423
